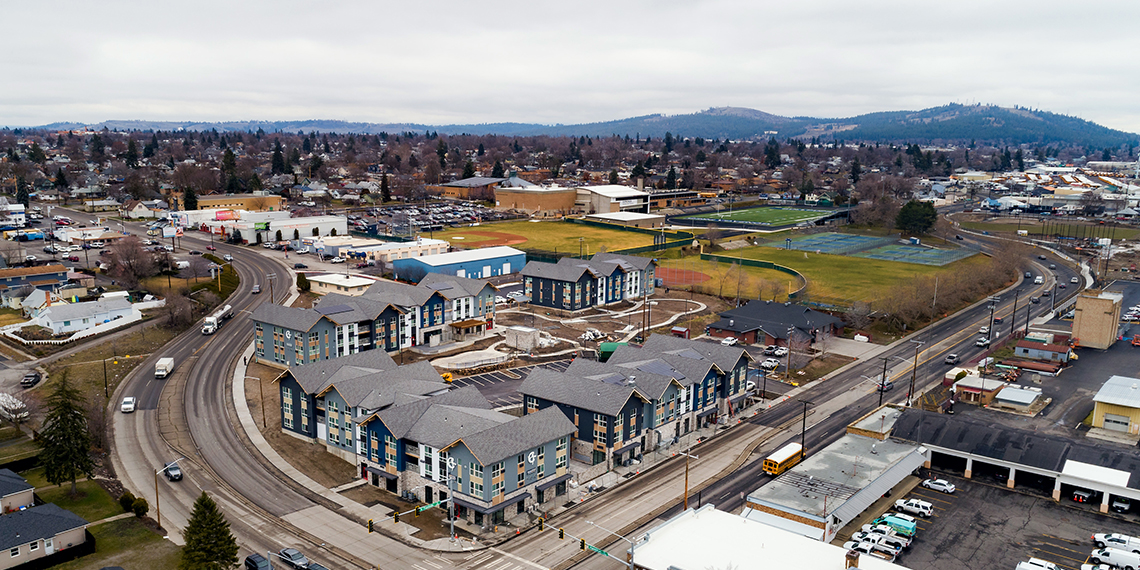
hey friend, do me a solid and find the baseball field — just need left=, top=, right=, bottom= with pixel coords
left=677, top=206, right=832, bottom=226
left=432, top=220, right=660, bottom=254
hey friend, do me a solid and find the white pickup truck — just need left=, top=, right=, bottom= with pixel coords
left=842, top=540, right=897, bottom=563
left=1093, top=533, right=1140, bottom=554
left=894, top=498, right=934, bottom=517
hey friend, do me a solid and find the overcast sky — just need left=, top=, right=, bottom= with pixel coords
left=4, top=0, right=1140, bottom=133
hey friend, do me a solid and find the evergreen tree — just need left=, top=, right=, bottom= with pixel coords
left=664, top=132, right=674, bottom=153
left=302, top=137, right=312, bottom=153
left=16, top=177, right=30, bottom=209
left=222, top=149, right=236, bottom=174
left=764, top=139, right=781, bottom=169
left=184, top=186, right=198, bottom=211
left=380, top=174, right=390, bottom=203
left=850, top=157, right=862, bottom=185
left=248, top=173, right=263, bottom=192
left=125, top=139, right=139, bottom=168
left=461, top=161, right=476, bottom=179
left=271, top=141, right=285, bottom=174
left=28, top=143, right=47, bottom=164
left=39, top=373, right=94, bottom=495
left=180, top=492, right=238, bottom=570
left=54, top=168, right=69, bottom=190
left=631, top=161, right=646, bottom=179
left=609, top=169, right=619, bottom=184
left=695, top=150, right=707, bottom=163
left=90, top=134, right=106, bottom=163
left=666, top=167, right=677, bottom=189
left=491, top=161, right=505, bottom=178
left=297, top=272, right=310, bottom=292
left=895, top=200, right=938, bottom=235
left=477, top=143, right=485, bottom=156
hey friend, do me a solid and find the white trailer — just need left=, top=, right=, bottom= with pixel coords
left=155, top=357, right=175, bottom=378
left=201, top=304, right=234, bottom=335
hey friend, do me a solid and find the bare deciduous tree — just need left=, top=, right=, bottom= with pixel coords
left=108, top=236, right=156, bottom=289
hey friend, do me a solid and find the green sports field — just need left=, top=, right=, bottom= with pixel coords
left=678, top=207, right=831, bottom=226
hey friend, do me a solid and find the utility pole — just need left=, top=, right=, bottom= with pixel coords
left=1010, top=290, right=1019, bottom=338
left=878, top=356, right=890, bottom=407
left=799, top=399, right=812, bottom=454
left=907, top=340, right=924, bottom=407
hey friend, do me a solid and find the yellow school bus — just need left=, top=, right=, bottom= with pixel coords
left=762, top=442, right=803, bottom=476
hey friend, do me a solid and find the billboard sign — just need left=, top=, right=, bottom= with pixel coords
left=216, top=210, right=235, bottom=221
left=254, top=222, right=269, bottom=231
left=162, top=226, right=177, bottom=238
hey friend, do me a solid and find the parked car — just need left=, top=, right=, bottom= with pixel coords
left=163, top=462, right=182, bottom=481
left=773, top=347, right=789, bottom=357
left=329, top=257, right=345, bottom=264
left=121, top=397, right=136, bottom=413
left=1092, top=532, right=1140, bottom=552
left=1111, top=497, right=1132, bottom=514
left=762, top=345, right=778, bottom=355
left=20, top=372, right=41, bottom=388
left=278, top=548, right=310, bottom=569
left=293, top=263, right=308, bottom=269
left=719, top=337, right=738, bottom=346
left=244, top=553, right=272, bottom=570
left=1073, top=488, right=1099, bottom=503
left=1089, top=548, right=1140, bottom=569
left=921, top=478, right=956, bottom=493
left=295, top=247, right=310, bottom=255
left=66, top=255, right=80, bottom=262
left=894, top=498, right=934, bottom=517
left=494, top=296, right=507, bottom=304
left=1016, top=558, right=1060, bottom=570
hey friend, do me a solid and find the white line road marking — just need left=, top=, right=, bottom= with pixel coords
left=423, top=560, right=443, bottom=569
left=486, top=547, right=550, bottom=570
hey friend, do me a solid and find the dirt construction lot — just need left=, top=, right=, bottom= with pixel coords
left=887, top=475, right=1140, bottom=570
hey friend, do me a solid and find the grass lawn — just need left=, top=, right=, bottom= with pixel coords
left=679, top=206, right=830, bottom=225
left=43, top=326, right=179, bottom=406
left=432, top=220, right=658, bottom=253
left=0, top=434, right=39, bottom=465
left=657, top=257, right=800, bottom=301
left=35, top=479, right=122, bottom=522
left=53, top=518, right=181, bottom=570
left=0, top=307, right=28, bottom=328
left=723, top=246, right=993, bottom=303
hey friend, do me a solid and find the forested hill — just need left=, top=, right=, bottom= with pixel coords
left=33, top=104, right=1137, bottom=147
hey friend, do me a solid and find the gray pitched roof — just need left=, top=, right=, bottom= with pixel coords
left=519, top=260, right=598, bottom=283
left=713, top=300, right=843, bottom=339
left=406, top=405, right=509, bottom=449
left=441, top=177, right=507, bottom=188
left=283, top=350, right=398, bottom=393
left=0, top=469, right=31, bottom=498
left=608, top=344, right=720, bottom=387
left=641, top=334, right=752, bottom=372
left=451, top=406, right=576, bottom=466
left=362, top=279, right=437, bottom=307
left=591, top=252, right=654, bottom=271
left=567, top=359, right=679, bottom=400
left=0, top=503, right=87, bottom=551
left=418, top=272, right=496, bottom=298
left=368, top=386, right=493, bottom=440
left=555, top=256, right=626, bottom=277
left=251, top=303, right=326, bottom=332
left=519, top=367, right=647, bottom=416
left=313, top=293, right=401, bottom=325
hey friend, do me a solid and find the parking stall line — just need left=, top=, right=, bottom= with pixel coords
left=1031, top=548, right=1086, bottom=568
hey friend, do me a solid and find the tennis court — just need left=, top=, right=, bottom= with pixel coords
left=855, top=244, right=978, bottom=266
left=679, top=206, right=831, bottom=227
left=766, top=232, right=898, bottom=255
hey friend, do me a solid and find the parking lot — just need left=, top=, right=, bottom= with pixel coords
left=449, top=359, right=571, bottom=407
left=873, top=475, right=1140, bottom=569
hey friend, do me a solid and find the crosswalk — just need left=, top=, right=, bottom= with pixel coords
left=411, top=549, right=549, bottom=570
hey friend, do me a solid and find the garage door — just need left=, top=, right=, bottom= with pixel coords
left=1104, top=413, right=1131, bottom=432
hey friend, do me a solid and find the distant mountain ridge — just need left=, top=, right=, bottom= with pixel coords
left=29, top=104, right=1138, bottom=147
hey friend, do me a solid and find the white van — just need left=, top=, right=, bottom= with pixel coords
left=1015, top=558, right=1059, bottom=570
left=1034, top=275, right=1044, bottom=284
left=1090, top=548, right=1140, bottom=569
left=175, top=260, right=190, bottom=269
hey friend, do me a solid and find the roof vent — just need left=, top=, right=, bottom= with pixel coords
left=729, top=319, right=735, bottom=327
left=784, top=302, right=792, bottom=306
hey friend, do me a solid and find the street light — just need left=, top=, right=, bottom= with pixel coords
left=155, top=457, right=185, bottom=531
left=798, top=399, right=813, bottom=455
left=585, top=520, right=638, bottom=570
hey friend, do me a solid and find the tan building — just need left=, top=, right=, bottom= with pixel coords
left=0, top=503, right=88, bottom=569
left=1072, top=289, right=1123, bottom=349
left=198, top=194, right=286, bottom=212
left=0, top=469, right=34, bottom=514
left=494, top=185, right=577, bottom=217
left=1092, top=375, right=1140, bottom=435
left=308, top=274, right=377, bottom=296
left=427, top=177, right=505, bottom=200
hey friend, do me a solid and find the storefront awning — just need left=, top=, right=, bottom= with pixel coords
left=366, top=465, right=397, bottom=480
left=450, top=319, right=487, bottom=329
left=453, top=491, right=531, bottom=515
left=614, top=441, right=641, bottom=456
left=536, top=473, right=572, bottom=492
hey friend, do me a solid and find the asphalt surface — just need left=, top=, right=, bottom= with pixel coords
left=451, top=359, right=571, bottom=407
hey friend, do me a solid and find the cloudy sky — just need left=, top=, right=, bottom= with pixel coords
left=4, top=0, right=1139, bottom=132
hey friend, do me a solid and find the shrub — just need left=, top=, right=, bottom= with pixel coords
left=132, top=497, right=149, bottom=517
left=119, top=491, right=136, bottom=512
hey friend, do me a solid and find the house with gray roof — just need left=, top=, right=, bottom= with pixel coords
left=520, top=252, right=655, bottom=312
left=358, top=386, right=575, bottom=529
left=0, top=503, right=88, bottom=569
left=252, top=303, right=338, bottom=367
left=0, top=469, right=33, bottom=514
left=706, top=299, right=842, bottom=347
left=39, top=298, right=134, bottom=335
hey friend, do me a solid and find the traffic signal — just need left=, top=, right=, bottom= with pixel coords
left=367, top=519, right=374, bottom=533
left=393, top=510, right=400, bottom=524
left=559, top=528, right=565, bottom=540
left=538, top=518, right=544, bottom=531
left=580, top=539, right=586, bottom=551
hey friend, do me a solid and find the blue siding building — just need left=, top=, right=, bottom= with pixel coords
left=393, top=246, right=526, bottom=282
left=520, top=252, right=655, bottom=312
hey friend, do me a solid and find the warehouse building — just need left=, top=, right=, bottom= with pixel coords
left=494, top=183, right=578, bottom=217
left=392, top=246, right=526, bottom=282
left=576, top=185, right=650, bottom=214
left=1072, top=289, right=1123, bottom=349
left=1092, top=375, right=1140, bottom=435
